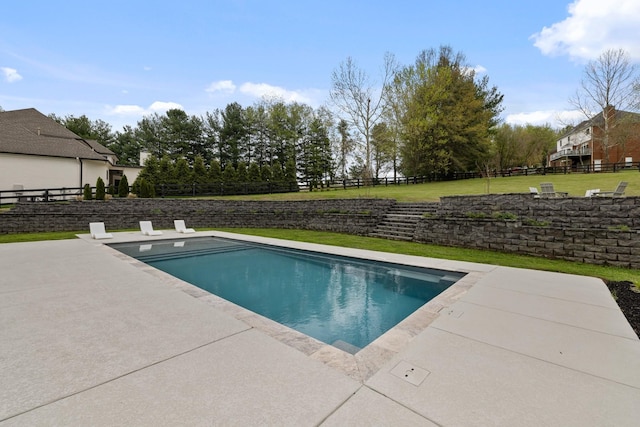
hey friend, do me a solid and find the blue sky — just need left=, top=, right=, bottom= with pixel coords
left=1, top=0, right=639, bottom=131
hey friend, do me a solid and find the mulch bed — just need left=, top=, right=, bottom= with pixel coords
left=606, top=281, right=640, bottom=338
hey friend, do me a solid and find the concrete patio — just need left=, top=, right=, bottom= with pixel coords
left=1, top=230, right=639, bottom=426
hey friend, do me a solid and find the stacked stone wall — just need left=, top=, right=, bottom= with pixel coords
left=0, top=198, right=394, bottom=236
left=2, top=195, right=639, bottom=268
left=415, top=194, right=640, bottom=269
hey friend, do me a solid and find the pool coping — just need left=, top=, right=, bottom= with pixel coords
left=96, top=230, right=490, bottom=382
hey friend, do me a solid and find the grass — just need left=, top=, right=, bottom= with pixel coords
left=0, top=231, right=84, bottom=243
left=2, top=172, right=639, bottom=284
left=206, top=169, right=640, bottom=202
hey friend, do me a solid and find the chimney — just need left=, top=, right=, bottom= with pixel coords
left=604, top=105, right=615, bottom=121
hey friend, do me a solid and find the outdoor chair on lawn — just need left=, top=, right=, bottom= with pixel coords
left=540, top=182, right=568, bottom=198
left=174, top=219, right=195, bottom=233
left=595, top=181, right=628, bottom=198
left=139, top=221, right=163, bottom=236
left=529, top=187, right=540, bottom=198
left=89, top=222, right=113, bottom=239
left=585, top=189, right=600, bottom=197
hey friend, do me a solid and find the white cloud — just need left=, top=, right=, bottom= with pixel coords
left=205, top=80, right=236, bottom=94
left=108, top=105, right=146, bottom=115
left=473, top=65, right=487, bottom=74
left=105, top=101, right=184, bottom=117
left=149, top=101, right=183, bottom=112
left=462, top=65, right=487, bottom=76
left=239, top=82, right=312, bottom=104
left=505, top=109, right=584, bottom=127
left=1, top=67, right=23, bottom=83
left=531, top=0, right=640, bottom=61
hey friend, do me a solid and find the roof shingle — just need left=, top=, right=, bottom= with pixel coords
left=0, top=108, right=111, bottom=161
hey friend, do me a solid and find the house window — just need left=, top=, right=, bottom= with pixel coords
left=586, top=128, right=590, bottom=135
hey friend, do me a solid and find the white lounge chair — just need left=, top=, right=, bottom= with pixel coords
left=585, top=189, right=600, bottom=197
left=174, top=219, right=195, bottom=233
left=594, top=181, right=628, bottom=198
left=540, top=182, right=568, bottom=198
left=529, top=187, right=540, bottom=198
left=140, top=221, right=163, bottom=236
left=89, top=222, right=113, bottom=239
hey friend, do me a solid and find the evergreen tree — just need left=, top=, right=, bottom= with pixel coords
left=192, top=156, right=208, bottom=183
left=260, top=164, right=272, bottom=182
left=111, top=125, right=142, bottom=166
left=208, top=159, right=222, bottom=183
left=335, top=119, right=355, bottom=179
left=137, top=156, right=160, bottom=186
left=118, top=174, right=129, bottom=197
left=95, top=177, right=106, bottom=200
left=174, top=157, right=192, bottom=185
left=137, top=178, right=156, bottom=198
left=222, top=165, right=237, bottom=183
left=83, top=183, right=92, bottom=200
left=272, top=164, right=284, bottom=182
left=158, top=155, right=175, bottom=184
left=219, top=102, right=247, bottom=168
left=248, top=162, right=261, bottom=182
left=284, top=158, right=298, bottom=183
left=236, top=161, right=248, bottom=182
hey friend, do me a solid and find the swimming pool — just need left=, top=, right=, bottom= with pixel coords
left=110, top=237, right=465, bottom=353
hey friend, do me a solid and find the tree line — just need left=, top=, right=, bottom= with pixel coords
left=51, top=45, right=562, bottom=188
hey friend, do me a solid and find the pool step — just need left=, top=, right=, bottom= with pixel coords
left=137, top=244, right=253, bottom=262
left=369, top=202, right=438, bottom=241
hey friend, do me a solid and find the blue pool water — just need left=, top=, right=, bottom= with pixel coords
left=110, top=237, right=464, bottom=352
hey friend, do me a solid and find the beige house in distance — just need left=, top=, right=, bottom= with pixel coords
left=0, top=108, right=141, bottom=200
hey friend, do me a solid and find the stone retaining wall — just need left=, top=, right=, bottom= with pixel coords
left=415, top=194, right=640, bottom=269
left=2, top=195, right=640, bottom=268
left=0, top=198, right=394, bottom=236
left=415, top=218, right=640, bottom=269
left=438, top=194, right=640, bottom=229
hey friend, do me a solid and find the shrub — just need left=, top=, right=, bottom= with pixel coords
left=83, top=184, right=92, bottom=200
left=108, top=185, right=116, bottom=196
left=118, top=175, right=129, bottom=197
left=138, top=178, right=156, bottom=198
left=95, top=177, right=106, bottom=200
left=492, top=211, right=517, bottom=220
left=465, top=212, right=488, bottom=219
left=131, top=177, right=140, bottom=196
left=523, top=218, right=551, bottom=227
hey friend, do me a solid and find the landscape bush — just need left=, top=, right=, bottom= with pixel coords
left=95, top=177, right=106, bottom=200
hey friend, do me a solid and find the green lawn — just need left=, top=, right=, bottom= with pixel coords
left=209, top=169, right=640, bottom=202
left=2, top=172, right=638, bottom=285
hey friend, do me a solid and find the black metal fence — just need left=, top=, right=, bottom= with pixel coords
left=3, top=162, right=638, bottom=206
left=0, top=186, right=84, bottom=206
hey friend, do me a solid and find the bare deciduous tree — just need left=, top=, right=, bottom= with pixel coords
left=329, top=53, right=397, bottom=181
left=570, top=49, right=640, bottom=162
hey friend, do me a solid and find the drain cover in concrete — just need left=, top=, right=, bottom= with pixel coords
left=390, top=361, right=430, bottom=386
